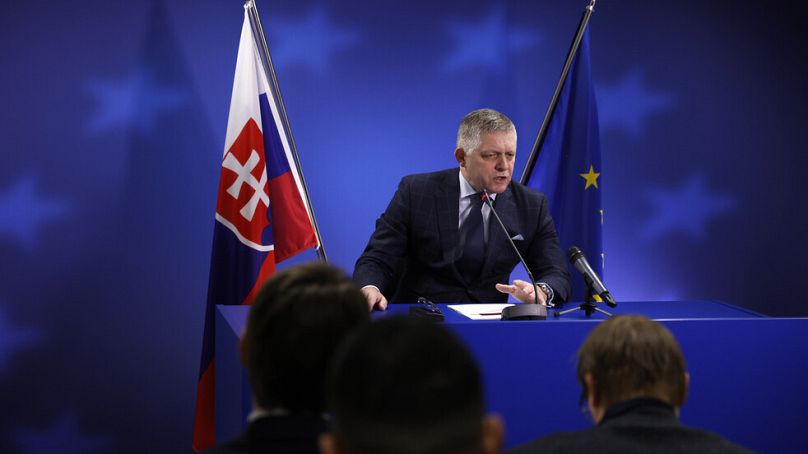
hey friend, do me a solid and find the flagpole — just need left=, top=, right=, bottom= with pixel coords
left=244, top=0, right=328, bottom=262
left=520, top=0, right=597, bottom=185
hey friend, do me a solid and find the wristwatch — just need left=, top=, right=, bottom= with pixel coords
left=537, top=282, right=554, bottom=306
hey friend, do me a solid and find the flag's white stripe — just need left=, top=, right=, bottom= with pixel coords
left=223, top=10, right=264, bottom=154
left=215, top=213, right=275, bottom=252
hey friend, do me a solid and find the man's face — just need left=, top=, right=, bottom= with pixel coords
left=456, top=130, right=516, bottom=194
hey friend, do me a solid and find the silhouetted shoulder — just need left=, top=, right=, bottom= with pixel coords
left=507, top=426, right=752, bottom=454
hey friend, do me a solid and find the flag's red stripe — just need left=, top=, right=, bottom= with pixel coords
left=267, top=172, right=317, bottom=262
left=192, top=360, right=216, bottom=451
left=241, top=250, right=277, bottom=306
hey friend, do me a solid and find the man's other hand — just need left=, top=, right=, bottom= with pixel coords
left=361, top=286, right=388, bottom=311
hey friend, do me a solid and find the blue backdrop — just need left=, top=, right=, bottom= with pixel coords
left=1, top=0, right=806, bottom=452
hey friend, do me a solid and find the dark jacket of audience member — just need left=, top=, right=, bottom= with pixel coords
left=509, top=315, right=752, bottom=454
left=206, top=263, right=370, bottom=454
left=320, top=316, right=504, bottom=454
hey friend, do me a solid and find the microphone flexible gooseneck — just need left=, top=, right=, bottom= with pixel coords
left=482, top=189, right=548, bottom=320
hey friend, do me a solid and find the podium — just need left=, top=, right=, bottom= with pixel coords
left=216, top=300, right=808, bottom=452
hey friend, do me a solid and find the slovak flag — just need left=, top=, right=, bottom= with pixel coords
left=192, top=9, right=318, bottom=451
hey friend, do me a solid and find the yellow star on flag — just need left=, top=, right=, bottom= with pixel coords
left=579, top=165, right=601, bottom=190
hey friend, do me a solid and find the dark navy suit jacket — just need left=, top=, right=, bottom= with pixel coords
left=204, top=414, right=326, bottom=454
left=353, top=168, right=570, bottom=304
left=507, top=399, right=752, bottom=454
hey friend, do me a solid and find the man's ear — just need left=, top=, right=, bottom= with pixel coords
left=455, top=148, right=467, bottom=166
left=319, top=433, right=338, bottom=454
left=583, top=373, right=598, bottom=406
left=584, top=373, right=604, bottom=423
left=481, top=413, right=505, bottom=454
left=680, top=372, right=690, bottom=407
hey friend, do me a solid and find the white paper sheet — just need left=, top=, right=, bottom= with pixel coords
left=448, top=303, right=514, bottom=320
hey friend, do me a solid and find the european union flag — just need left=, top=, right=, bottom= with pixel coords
left=523, top=29, right=603, bottom=303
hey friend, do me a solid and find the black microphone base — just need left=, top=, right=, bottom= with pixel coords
left=501, top=304, right=547, bottom=321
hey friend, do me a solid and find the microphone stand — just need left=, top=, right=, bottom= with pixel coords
left=481, top=190, right=547, bottom=320
left=553, top=283, right=612, bottom=318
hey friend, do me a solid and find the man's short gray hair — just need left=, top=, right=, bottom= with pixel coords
left=456, top=108, right=516, bottom=154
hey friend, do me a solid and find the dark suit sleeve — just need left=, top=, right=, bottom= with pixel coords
left=527, top=195, right=571, bottom=304
left=353, top=177, right=412, bottom=293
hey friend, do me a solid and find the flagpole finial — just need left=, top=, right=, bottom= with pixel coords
left=588, top=0, right=596, bottom=12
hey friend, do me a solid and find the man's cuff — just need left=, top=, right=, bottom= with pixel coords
left=361, top=285, right=381, bottom=293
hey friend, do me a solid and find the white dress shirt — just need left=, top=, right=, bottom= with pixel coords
left=458, top=171, right=496, bottom=244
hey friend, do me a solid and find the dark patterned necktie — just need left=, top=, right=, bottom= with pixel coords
left=458, top=192, right=486, bottom=282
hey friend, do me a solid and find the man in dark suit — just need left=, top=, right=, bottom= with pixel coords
left=205, top=263, right=369, bottom=454
left=508, top=315, right=752, bottom=454
left=354, top=108, right=570, bottom=309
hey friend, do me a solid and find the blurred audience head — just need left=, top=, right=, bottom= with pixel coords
left=577, top=315, right=689, bottom=422
left=321, top=316, right=503, bottom=454
left=241, top=262, right=369, bottom=414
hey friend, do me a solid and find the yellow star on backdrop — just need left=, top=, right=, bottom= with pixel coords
left=579, top=165, right=601, bottom=189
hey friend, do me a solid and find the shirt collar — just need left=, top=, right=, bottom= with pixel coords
left=248, top=406, right=287, bottom=422
left=458, top=169, right=496, bottom=200
left=600, top=398, right=675, bottom=425
left=248, top=405, right=329, bottom=423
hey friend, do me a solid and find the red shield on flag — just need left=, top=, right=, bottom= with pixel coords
left=216, top=118, right=271, bottom=249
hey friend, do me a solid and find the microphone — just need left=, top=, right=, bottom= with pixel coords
left=567, top=246, right=616, bottom=308
left=482, top=189, right=547, bottom=320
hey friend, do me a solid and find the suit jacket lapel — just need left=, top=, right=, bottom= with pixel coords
left=436, top=169, right=461, bottom=266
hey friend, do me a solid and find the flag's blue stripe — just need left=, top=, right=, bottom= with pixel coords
left=199, top=220, right=270, bottom=372
left=206, top=220, right=269, bottom=307
left=259, top=93, right=292, bottom=180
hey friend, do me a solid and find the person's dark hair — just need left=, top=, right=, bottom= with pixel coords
left=327, top=316, right=484, bottom=454
left=577, top=315, right=687, bottom=408
left=242, top=262, right=369, bottom=414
